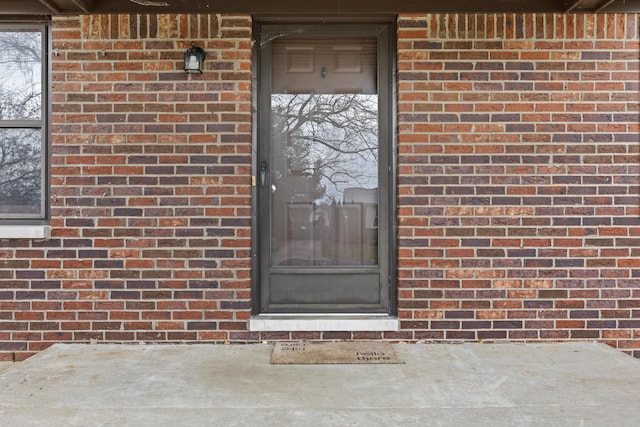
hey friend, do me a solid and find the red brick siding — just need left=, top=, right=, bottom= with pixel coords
left=0, top=13, right=639, bottom=361
left=397, top=13, right=640, bottom=356
left=1, top=14, right=254, bottom=361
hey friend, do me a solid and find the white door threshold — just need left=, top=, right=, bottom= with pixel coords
left=249, top=315, right=399, bottom=332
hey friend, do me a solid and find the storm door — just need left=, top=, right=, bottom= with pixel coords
left=257, top=23, right=394, bottom=313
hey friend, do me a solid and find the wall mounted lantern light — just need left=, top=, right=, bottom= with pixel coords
left=184, top=43, right=205, bottom=74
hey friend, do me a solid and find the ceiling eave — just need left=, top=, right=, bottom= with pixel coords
left=1, top=0, right=639, bottom=16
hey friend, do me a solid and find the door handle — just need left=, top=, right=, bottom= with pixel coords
left=260, top=161, right=268, bottom=188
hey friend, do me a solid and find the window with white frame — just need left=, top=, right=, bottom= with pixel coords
left=0, top=23, right=48, bottom=222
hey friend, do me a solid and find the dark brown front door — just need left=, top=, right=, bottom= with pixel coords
left=257, top=23, right=394, bottom=314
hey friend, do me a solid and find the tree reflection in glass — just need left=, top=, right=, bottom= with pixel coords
left=0, top=30, right=43, bottom=216
left=271, top=93, right=379, bottom=267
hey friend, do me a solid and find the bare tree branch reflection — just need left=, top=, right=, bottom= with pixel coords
left=272, top=93, right=378, bottom=199
left=0, top=31, right=41, bottom=120
left=270, top=93, right=379, bottom=266
left=0, top=129, right=41, bottom=212
left=0, top=30, right=43, bottom=215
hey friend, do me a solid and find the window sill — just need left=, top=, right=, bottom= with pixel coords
left=249, top=315, right=399, bottom=332
left=0, top=225, right=50, bottom=239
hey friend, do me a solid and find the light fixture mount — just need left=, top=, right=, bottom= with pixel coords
left=184, top=43, right=205, bottom=74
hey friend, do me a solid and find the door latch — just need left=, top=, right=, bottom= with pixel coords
left=260, top=161, right=268, bottom=188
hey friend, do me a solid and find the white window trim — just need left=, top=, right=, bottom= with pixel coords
left=0, top=225, right=50, bottom=239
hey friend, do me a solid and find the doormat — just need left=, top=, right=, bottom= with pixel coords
left=270, top=341, right=403, bottom=364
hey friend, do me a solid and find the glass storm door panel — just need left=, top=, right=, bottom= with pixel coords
left=258, top=24, right=393, bottom=313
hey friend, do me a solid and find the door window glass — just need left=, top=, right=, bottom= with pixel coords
left=270, top=38, right=379, bottom=266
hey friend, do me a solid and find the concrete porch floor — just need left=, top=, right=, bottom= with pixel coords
left=1, top=342, right=639, bottom=426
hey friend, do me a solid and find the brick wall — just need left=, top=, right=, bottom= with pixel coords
left=0, top=13, right=639, bottom=361
left=397, top=13, right=640, bottom=357
left=1, top=14, right=254, bottom=361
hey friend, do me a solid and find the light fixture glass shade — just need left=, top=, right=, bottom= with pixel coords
left=184, top=45, right=205, bottom=74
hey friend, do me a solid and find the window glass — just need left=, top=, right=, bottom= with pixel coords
left=0, top=31, right=42, bottom=120
left=270, top=37, right=379, bottom=266
left=0, top=129, right=42, bottom=215
left=0, top=26, right=46, bottom=219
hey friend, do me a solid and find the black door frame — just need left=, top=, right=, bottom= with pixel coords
left=251, top=17, right=398, bottom=315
